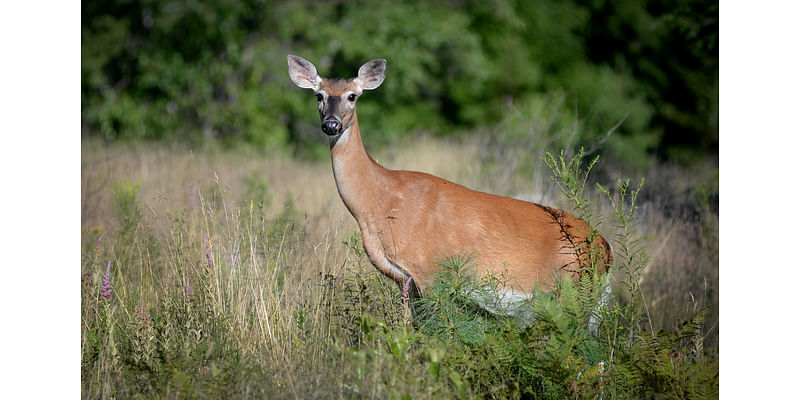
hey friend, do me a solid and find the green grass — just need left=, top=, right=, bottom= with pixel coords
left=81, top=140, right=718, bottom=398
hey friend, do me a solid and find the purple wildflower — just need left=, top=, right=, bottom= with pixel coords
left=96, top=234, right=104, bottom=247
left=184, top=277, right=191, bottom=296
left=100, top=261, right=113, bottom=300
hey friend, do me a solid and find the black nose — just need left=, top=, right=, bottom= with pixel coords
left=321, top=118, right=341, bottom=135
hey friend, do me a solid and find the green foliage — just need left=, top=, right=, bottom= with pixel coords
left=83, top=276, right=256, bottom=398
left=544, top=148, right=600, bottom=223
left=414, top=256, right=498, bottom=346
left=82, top=0, right=717, bottom=164
left=599, top=177, right=648, bottom=314
left=581, top=0, right=719, bottom=162
left=372, top=250, right=716, bottom=398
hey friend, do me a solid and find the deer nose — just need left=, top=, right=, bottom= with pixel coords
left=321, top=118, right=341, bottom=135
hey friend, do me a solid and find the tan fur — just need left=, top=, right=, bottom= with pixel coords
left=288, top=55, right=612, bottom=294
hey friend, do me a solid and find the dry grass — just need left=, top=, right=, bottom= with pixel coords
left=82, top=135, right=479, bottom=238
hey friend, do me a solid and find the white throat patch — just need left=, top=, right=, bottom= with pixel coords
left=336, top=126, right=351, bottom=144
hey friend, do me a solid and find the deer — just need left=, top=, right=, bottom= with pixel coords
left=287, top=55, right=613, bottom=319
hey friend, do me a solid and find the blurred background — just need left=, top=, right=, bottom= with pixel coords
left=81, top=0, right=718, bottom=168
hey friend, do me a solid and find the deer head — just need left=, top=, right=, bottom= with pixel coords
left=287, top=55, right=386, bottom=144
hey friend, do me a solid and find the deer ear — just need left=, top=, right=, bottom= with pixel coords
left=356, top=59, right=386, bottom=90
left=287, top=55, right=320, bottom=90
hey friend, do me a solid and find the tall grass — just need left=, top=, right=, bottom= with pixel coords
left=81, top=132, right=718, bottom=398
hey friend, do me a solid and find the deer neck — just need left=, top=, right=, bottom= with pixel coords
left=330, top=114, right=386, bottom=221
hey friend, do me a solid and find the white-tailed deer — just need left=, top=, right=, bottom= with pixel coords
left=287, top=55, right=612, bottom=315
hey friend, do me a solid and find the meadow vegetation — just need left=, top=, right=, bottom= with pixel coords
left=81, top=116, right=718, bottom=397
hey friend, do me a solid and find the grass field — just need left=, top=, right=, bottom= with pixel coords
left=81, top=133, right=718, bottom=398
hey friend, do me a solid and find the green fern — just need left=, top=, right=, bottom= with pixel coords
left=414, top=256, right=495, bottom=346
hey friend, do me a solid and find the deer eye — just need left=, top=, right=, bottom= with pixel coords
left=316, top=93, right=323, bottom=101
left=347, top=93, right=357, bottom=102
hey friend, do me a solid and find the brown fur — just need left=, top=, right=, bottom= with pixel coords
left=288, top=55, right=612, bottom=294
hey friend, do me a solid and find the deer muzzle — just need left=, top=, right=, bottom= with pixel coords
left=321, top=118, right=342, bottom=136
